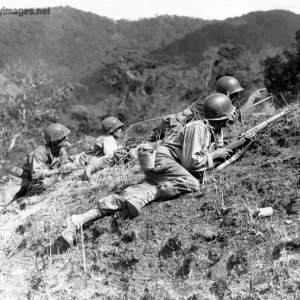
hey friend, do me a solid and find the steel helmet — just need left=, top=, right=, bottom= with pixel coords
left=44, top=123, right=70, bottom=143
left=102, top=117, right=124, bottom=134
left=203, top=93, right=236, bottom=121
left=215, top=76, right=244, bottom=96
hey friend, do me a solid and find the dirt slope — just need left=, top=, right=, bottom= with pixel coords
left=1, top=112, right=300, bottom=300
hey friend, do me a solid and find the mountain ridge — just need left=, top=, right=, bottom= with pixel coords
left=153, top=10, right=300, bottom=65
left=0, top=6, right=212, bottom=76
left=1, top=7, right=299, bottom=77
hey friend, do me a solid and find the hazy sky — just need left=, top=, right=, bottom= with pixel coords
left=3, top=0, right=300, bottom=20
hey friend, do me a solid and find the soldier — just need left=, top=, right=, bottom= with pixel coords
left=215, top=76, right=261, bottom=121
left=0, top=123, right=71, bottom=211
left=150, top=76, right=262, bottom=143
left=61, top=93, right=235, bottom=246
left=73, top=117, right=124, bottom=180
left=82, top=77, right=261, bottom=180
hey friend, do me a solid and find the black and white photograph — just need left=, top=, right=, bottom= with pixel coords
left=1, top=1, right=300, bottom=299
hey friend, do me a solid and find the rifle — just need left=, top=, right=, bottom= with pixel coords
left=213, top=104, right=299, bottom=172
left=253, top=96, right=273, bottom=107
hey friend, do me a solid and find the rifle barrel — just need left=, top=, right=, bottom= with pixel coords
left=211, top=104, right=298, bottom=170
left=225, top=105, right=298, bottom=151
left=254, top=96, right=273, bottom=107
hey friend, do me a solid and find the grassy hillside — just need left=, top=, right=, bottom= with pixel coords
left=1, top=107, right=300, bottom=299
left=1, top=8, right=300, bottom=300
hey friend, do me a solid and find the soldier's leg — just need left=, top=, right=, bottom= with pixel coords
left=25, top=177, right=54, bottom=197
left=73, top=152, right=87, bottom=166
left=145, top=147, right=200, bottom=196
left=61, top=181, right=159, bottom=245
left=125, top=147, right=200, bottom=215
left=102, top=181, right=160, bottom=217
left=84, top=155, right=113, bottom=180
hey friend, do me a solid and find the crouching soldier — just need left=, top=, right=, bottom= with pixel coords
left=0, top=123, right=71, bottom=211
left=73, top=117, right=124, bottom=180
left=61, top=93, right=235, bottom=245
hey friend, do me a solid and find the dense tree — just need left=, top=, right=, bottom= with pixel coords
left=263, top=28, right=300, bottom=105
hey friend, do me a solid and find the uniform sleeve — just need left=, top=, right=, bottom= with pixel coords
left=181, top=123, right=213, bottom=172
left=30, top=152, right=49, bottom=180
left=90, top=137, right=104, bottom=151
left=102, top=137, right=118, bottom=156
left=87, top=139, right=117, bottom=173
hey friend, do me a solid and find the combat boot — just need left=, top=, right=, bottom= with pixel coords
left=127, top=182, right=179, bottom=217
left=61, top=215, right=86, bottom=245
left=126, top=193, right=156, bottom=217
left=61, top=222, right=77, bottom=246
left=61, top=209, right=102, bottom=245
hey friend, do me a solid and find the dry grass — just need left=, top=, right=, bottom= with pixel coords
left=1, top=108, right=300, bottom=300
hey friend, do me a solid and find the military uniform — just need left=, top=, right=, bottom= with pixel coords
left=95, top=119, right=217, bottom=215
left=75, top=135, right=119, bottom=167
left=0, top=145, right=68, bottom=210
left=61, top=95, right=236, bottom=245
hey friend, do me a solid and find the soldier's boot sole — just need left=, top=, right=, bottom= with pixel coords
left=127, top=199, right=141, bottom=217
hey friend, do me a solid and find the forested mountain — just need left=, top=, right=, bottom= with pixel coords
left=154, top=10, right=300, bottom=64
left=0, top=6, right=212, bottom=76
left=1, top=6, right=300, bottom=173
left=1, top=7, right=300, bottom=77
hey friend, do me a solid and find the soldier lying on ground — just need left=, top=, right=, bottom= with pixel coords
left=60, top=93, right=236, bottom=246
left=71, top=117, right=125, bottom=180
left=0, top=123, right=72, bottom=212
left=149, top=76, right=262, bottom=144
left=78, top=76, right=262, bottom=181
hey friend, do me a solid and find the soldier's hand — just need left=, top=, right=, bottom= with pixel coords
left=33, top=178, right=52, bottom=189
left=245, top=132, right=257, bottom=141
left=230, top=110, right=240, bottom=122
left=212, top=148, right=233, bottom=160
left=58, top=164, right=73, bottom=174
left=250, top=90, right=262, bottom=102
